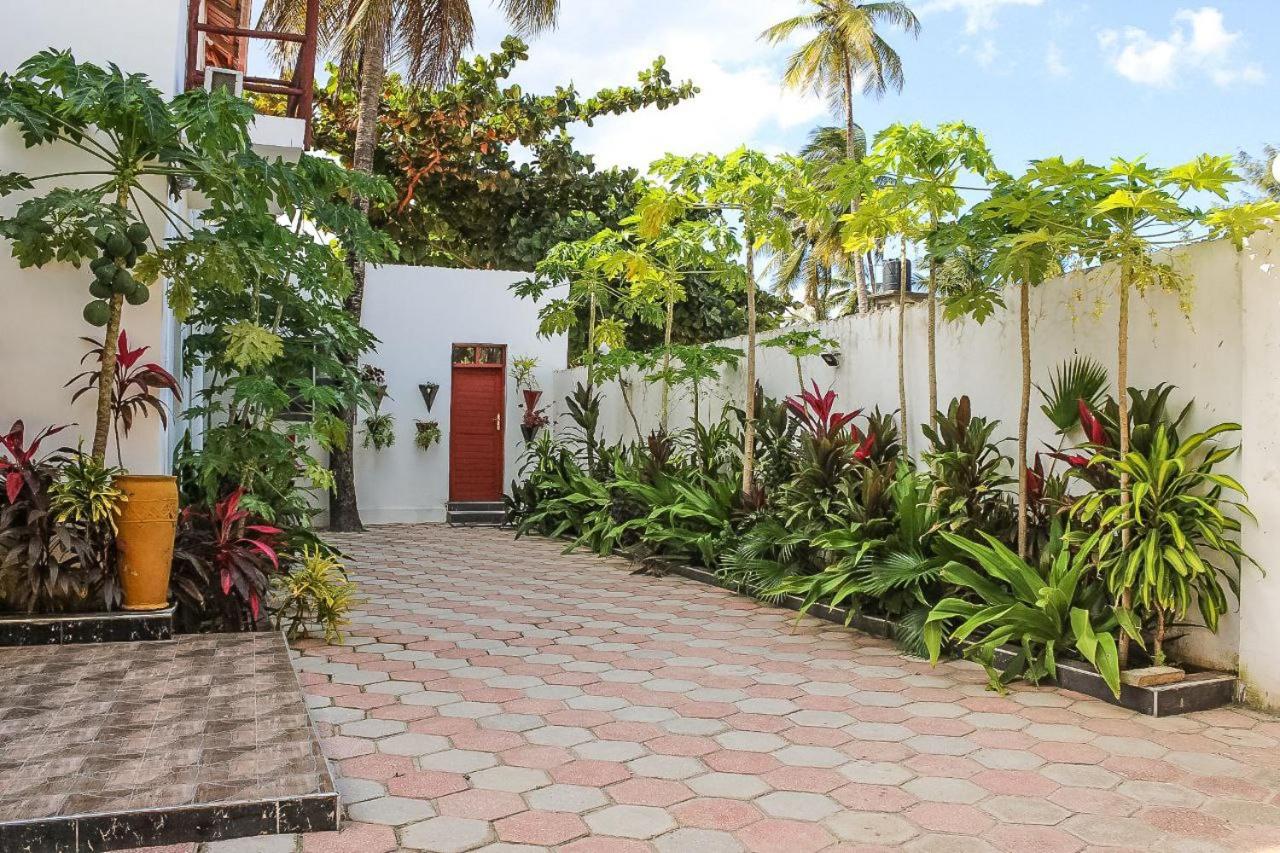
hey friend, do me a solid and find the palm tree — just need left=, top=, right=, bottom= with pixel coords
left=260, top=0, right=562, bottom=531
left=762, top=0, right=919, bottom=314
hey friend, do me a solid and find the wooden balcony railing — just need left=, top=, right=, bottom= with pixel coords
left=184, top=0, right=320, bottom=147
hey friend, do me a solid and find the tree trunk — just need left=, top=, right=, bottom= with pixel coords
left=927, top=225, right=938, bottom=424
left=805, top=259, right=820, bottom=320
left=1017, top=277, right=1031, bottom=559
left=742, top=232, right=758, bottom=499
left=844, top=59, right=868, bottom=315
left=584, top=289, right=598, bottom=472
left=329, top=36, right=387, bottom=533
left=897, top=236, right=909, bottom=457
left=90, top=184, right=134, bottom=464
left=660, top=297, right=673, bottom=432
left=1117, top=263, right=1133, bottom=667
left=620, top=379, right=643, bottom=442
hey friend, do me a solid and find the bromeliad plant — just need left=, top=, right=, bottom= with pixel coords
left=1072, top=422, right=1251, bottom=665
left=68, top=330, right=181, bottom=466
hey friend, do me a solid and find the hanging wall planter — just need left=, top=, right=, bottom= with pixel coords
left=522, top=389, right=542, bottom=411
left=419, top=383, right=439, bottom=411
left=521, top=424, right=540, bottom=442
left=414, top=420, right=442, bottom=451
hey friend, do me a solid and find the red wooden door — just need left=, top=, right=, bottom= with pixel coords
left=449, top=344, right=506, bottom=502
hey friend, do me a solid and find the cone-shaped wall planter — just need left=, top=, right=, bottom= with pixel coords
left=521, top=424, right=540, bottom=442
left=419, top=382, right=440, bottom=411
left=522, top=389, right=542, bottom=411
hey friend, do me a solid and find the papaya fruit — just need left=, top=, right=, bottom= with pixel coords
left=106, top=233, right=132, bottom=259
left=126, top=222, right=150, bottom=243
left=89, top=279, right=112, bottom=299
left=83, top=299, right=110, bottom=327
left=125, top=284, right=150, bottom=305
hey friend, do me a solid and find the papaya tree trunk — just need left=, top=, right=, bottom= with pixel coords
left=660, top=296, right=673, bottom=432
left=584, top=289, right=598, bottom=472
left=897, top=236, right=909, bottom=457
left=927, top=224, right=938, bottom=425
left=1017, top=277, right=1031, bottom=559
left=1117, top=263, right=1133, bottom=667
left=843, top=58, right=868, bottom=315
left=329, top=35, right=388, bottom=533
left=91, top=183, right=134, bottom=465
left=742, top=231, right=758, bottom=499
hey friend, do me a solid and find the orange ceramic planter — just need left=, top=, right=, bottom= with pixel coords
left=115, top=474, right=178, bottom=611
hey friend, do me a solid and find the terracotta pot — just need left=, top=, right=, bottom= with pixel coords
left=114, top=474, right=178, bottom=612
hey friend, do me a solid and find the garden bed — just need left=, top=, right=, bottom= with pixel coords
left=0, top=607, right=174, bottom=647
left=662, top=560, right=1236, bottom=717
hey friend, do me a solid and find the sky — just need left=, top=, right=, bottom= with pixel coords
left=440, top=0, right=1276, bottom=181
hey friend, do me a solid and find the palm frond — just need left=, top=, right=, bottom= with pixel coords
left=1037, top=357, right=1109, bottom=434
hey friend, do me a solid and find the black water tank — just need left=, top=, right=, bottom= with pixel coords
left=882, top=258, right=912, bottom=293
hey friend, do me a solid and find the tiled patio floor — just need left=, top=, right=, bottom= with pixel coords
left=157, top=524, right=1280, bottom=851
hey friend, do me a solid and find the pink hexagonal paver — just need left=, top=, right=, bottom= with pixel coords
left=494, top=810, right=589, bottom=845
left=735, top=817, right=835, bottom=852
left=607, top=778, right=695, bottom=807
left=671, top=797, right=764, bottom=830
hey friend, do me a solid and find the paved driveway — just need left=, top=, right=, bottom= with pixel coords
left=212, top=525, right=1280, bottom=851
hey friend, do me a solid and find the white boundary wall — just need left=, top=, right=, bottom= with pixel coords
left=352, top=265, right=567, bottom=524
left=554, top=230, right=1280, bottom=703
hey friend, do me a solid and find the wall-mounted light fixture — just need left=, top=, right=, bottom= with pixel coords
left=820, top=351, right=841, bottom=367
left=419, top=382, right=440, bottom=411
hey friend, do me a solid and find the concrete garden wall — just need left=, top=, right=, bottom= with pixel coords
left=552, top=229, right=1280, bottom=703
left=351, top=265, right=567, bottom=524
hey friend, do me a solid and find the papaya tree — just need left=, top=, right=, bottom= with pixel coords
left=644, top=149, right=793, bottom=500
left=874, top=122, right=994, bottom=421
left=0, top=50, right=391, bottom=467
left=1065, top=154, right=1279, bottom=665
left=962, top=164, right=1082, bottom=558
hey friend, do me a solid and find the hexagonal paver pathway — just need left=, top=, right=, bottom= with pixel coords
left=135, top=525, right=1280, bottom=851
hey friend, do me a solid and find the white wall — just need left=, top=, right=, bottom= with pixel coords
left=0, top=1, right=185, bottom=473
left=353, top=265, right=567, bottom=523
left=556, top=232, right=1274, bottom=677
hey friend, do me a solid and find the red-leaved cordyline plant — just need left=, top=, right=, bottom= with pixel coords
left=1078, top=399, right=1108, bottom=447
left=1, top=420, right=66, bottom=503
left=68, top=330, right=181, bottom=466
left=180, top=487, right=282, bottom=619
left=786, top=381, right=860, bottom=440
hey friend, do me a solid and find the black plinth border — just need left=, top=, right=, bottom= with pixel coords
left=0, top=607, right=175, bottom=646
left=0, top=792, right=338, bottom=853
left=662, top=560, right=1237, bottom=718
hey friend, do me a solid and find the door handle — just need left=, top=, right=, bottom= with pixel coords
left=495, top=413, right=502, bottom=431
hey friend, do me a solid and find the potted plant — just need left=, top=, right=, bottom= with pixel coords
left=68, top=331, right=182, bottom=610
left=414, top=420, right=442, bottom=451
left=521, top=407, right=550, bottom=442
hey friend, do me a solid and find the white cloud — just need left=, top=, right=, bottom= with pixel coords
left=1045, top=41, right=1069, bottom=77
left=1098, top=6, right=1265, bottom=88
left=466, top=0, right=832, bottom=170
left=918, top=0, right=1045, bottom=34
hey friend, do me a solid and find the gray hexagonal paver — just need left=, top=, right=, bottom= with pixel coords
left=524, top=783, right=610, bottom=813
left=469, top=766, right=552, bottom=793
left=379, top=733, right=450, bottom=756
left=757, top=791, right=841, bottom=820
left=981, top=795, right=1072, bottom=825
left=627, top=755, right=706, bottom=780
left=420, top=749, right=500, bottom=773
left=585, top=804, right=677, bottom=839
left=401, top=816, right=495, bottom=852
left=347, top=795, right=437, bottom=826
left=903, top=777, right=986, bottom=804
left=688, top=772, right=772, bottom=799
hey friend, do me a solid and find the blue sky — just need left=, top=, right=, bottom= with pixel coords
left=453, top=0, right=1274, bottom=181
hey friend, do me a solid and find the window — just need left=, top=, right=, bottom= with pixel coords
left=452, top=344, right=505, bottom=366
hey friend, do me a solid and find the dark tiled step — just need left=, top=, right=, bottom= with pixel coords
left=447, top=501, right=508, bottom=526
left=0, top=606, right=174, bottom=646
left=0, top=632, right=338, bottom=851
